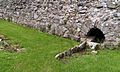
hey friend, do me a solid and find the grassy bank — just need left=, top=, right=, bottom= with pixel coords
left=0, top=20, right=120, bottom=72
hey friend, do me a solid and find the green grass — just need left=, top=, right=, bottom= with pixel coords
left=0, top=20, right=120, bottom=72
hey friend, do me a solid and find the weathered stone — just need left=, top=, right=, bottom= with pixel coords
left=0, top=39, right=2, bottom=41
left=55, top=53, right=64, bottom=59
left=113, top=12, right=120, bottom=17
left=79, top=10, right=87, bottom=14
left=0, top=0, right=120, bottom=47
left=117, top=6, right=120, bottom=12
left=106, top=0, right=118, bottom=9
left=102, top=15, right=110, bottom=21
left=55, top=39, right=102, bottom=59
left=96, top=2, right=103, bottom=8
left=55, top=41, right=87, bottom=59
left=91, top=50, right=98, bottom=54
left=0, top=34, right=24, bottom=52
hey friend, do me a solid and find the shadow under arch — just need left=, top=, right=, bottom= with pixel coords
left=86, top=27, right=105, bottom=43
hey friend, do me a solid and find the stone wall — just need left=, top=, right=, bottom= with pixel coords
left=0, top=0, right=120, bottom=46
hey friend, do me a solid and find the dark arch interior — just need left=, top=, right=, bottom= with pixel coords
left=86, top=27, right=105, bottom=43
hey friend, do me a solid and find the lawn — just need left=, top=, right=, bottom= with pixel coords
left=0, top=20, right=120, bottom=72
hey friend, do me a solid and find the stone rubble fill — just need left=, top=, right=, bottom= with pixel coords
left=0, top=0, right=120, bottom=46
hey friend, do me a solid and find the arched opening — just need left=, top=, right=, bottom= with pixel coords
left=86, top=27, right=105, bottom=43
